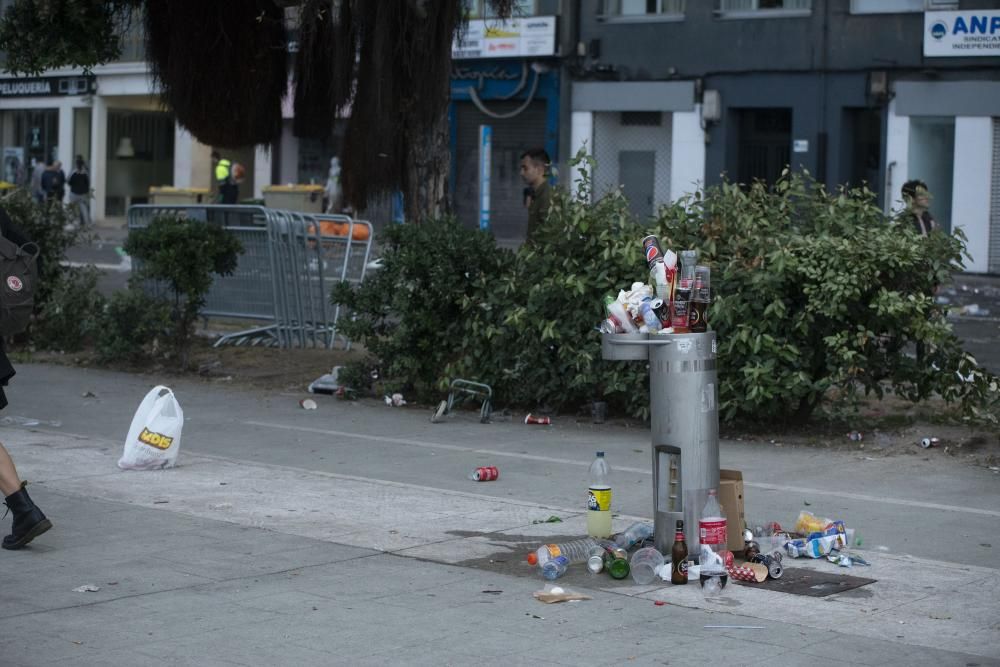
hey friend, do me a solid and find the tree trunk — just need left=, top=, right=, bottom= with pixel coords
left=404, top=80, right=452, bottom=223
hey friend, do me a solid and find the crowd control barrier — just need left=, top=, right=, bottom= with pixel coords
left=126, top=204, right=374, bottom=349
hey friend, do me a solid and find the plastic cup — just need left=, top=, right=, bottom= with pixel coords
left=630, top=547, right=665, bottom=585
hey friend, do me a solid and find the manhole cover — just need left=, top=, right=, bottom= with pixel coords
left=733, top=567, right=876, bottom=597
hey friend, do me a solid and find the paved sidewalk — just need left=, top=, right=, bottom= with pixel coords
left=2, top=427, right=998, bottom=666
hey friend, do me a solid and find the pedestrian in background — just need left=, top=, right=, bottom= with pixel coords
left=519, top=147, right=552, bottom=245
left=68, top=156, right=92, bottom=228
left=29, top=158, right=46, bottom=204
left=901, top=179, right=937, bottom=236
left=212, top=151, right=239, bottom=204
left=0, top=205, right=51, bottom=550
left=41, top=160, right=65, bottom=202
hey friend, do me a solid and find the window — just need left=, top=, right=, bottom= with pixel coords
left=717, top=0, right=811, bottom=17
left=850, top=0, right=956, bottom=13
left=463, top=0, right=537, bottom=19
left=602, top=0, right=686, bottom=18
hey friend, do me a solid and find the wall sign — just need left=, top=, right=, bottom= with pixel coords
left=924, top=10, right=1000, bottom=57
left=0, top=76, right=97, bottom=98
left=453, top=16, right=556, bottom=60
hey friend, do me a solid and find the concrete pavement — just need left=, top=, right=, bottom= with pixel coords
left=1, top=363, right=999, bottom=665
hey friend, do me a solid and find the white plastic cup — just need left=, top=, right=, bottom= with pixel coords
left=630, top=547, right=665, bottom=585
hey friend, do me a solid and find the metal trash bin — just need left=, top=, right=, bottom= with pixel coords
left=148, top=187, right=210, bottom=205
left=263, top=185, right=325, bottom=213
left=602, top=331, right=719, bottom=554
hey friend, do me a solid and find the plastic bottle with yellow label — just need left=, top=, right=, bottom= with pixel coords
left=587, top=451, right=612, bottom=538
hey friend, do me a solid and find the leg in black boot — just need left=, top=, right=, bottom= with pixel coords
left=3, top=482, right=52, bottom=550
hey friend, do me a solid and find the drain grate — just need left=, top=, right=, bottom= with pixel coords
left=733, top=567, right=876, bottom=597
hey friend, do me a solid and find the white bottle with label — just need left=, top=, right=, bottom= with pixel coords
left=587, top=451, right=612, bottom=538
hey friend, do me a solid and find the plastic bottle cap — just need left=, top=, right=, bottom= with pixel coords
left=526, top=552, right=538, bottom=565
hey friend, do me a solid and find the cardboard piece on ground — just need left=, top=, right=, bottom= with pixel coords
left=719, top=469, right=745, bottom=555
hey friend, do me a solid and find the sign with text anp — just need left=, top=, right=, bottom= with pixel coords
left=453, top=16, right=556, bottom=60
left=924, top=10, right=1000, bottom=57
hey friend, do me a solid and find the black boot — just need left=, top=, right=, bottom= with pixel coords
left=2, top=482, right=52, bottom=550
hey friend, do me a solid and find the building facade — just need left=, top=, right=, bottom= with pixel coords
left=573, top=0, right=1000, bottom=273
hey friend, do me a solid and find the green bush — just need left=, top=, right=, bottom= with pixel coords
left=124, top=214, right=243, bottom=366
left=332, top=218, right=514, bottom=398
left=333, top=158, right=998, bottom=424
left=32, top=266, right=106, bottom=352
left=95, top=288, right=172, bottom=364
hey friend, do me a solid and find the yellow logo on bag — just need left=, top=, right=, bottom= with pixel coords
left=138, top=427, right=173, bottom=450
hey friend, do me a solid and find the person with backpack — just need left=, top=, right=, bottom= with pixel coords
left=68, top=156, right=92, bottom=228
left=0, top=205, right=51, bottom=550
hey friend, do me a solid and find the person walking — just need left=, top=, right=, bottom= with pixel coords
left=0, top=205, right=51, bottom=550
left=40, top=160, right=66, bottom=202
left=212, top=151, right=239, bottom=204
left=519, top=147, right=552, bottom=245
left=68, top=156, right=92, bottom=227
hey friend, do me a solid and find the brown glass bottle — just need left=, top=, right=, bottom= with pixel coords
left=671, top=519, right=688, bottom=585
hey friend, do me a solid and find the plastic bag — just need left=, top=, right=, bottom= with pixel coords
left=118, top=386, right=184, bottom=470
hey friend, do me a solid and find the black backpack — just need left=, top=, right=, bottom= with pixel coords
left=0, top=230, right=38, bottom=337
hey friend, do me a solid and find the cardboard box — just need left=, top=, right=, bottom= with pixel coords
left=718, top=469, right=745, bottom=554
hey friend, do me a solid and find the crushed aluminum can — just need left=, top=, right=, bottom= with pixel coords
left=470, top=466, right=499, bottom=482
left=525, top=413, right=552, bottom=425
left=920, top=437, right=940, bottom=449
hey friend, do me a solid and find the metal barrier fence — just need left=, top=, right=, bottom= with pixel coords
left=126, top=204, right=374, bottom=349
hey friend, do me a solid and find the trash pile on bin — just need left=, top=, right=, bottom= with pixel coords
left=600, top=236, right=710, bottom=334
left=526, top=452, right=867, bottom=594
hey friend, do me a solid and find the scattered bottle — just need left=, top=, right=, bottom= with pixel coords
left=587, top=452, right=613, bottom=538
left=527, top=537, right=605, bottom=567
left=639, top=301, right=663, bottom=332
left=698, top=489, right=727, bottom=574
left=613, top=521, right=653, bottom=551
left=671, top=519, right=689, bottom=585
left=671, top=250, right=698, bottom=332
left=541, top=555, right=570, bottom=580
left=604, top=545, right=631, bottom=579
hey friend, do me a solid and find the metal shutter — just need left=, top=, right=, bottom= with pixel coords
left=991, top=118, right=1000, bottom=274
left=453, top=100, right=547, bottom=244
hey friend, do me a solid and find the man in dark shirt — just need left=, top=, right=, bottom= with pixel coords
left=900, top=179, right=937, bottom=236
left=519, top=147, right=552, bottom=245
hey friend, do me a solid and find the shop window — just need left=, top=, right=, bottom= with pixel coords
left=717, top=0, right=811, bottom=17
left=908, top=116, right=954, bottom=234
left=463, top=0, right=537, bottom=19
left=600, top=0, right=686, bottom=18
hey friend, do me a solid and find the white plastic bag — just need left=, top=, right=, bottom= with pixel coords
left=118, top=385, right=184, bottom=470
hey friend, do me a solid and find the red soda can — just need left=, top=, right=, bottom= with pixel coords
left=641, top=235, right=664, bottom=270
left=471, top=466, right=499, bottom=481
left=525, top=413, right=552, bottom=425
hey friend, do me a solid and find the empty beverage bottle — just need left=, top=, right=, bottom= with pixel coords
left=698, top=489, right=727, bottom=574
left=671, top=519, right=689, bottom=585
left=587, top=452, right=612, bottom=538
left=613, top=521, right=653, bottom=550
left=689, top=265, right=710, bottom=333
left=541, top=555, right=570, bottom=580
left=604, top=546, right=631, bottom=580
left=527, top=537, right=605, bottom=567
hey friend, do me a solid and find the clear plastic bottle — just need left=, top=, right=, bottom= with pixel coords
left=604, top=296, right=638, bottom=333
left=541, top=555, right=570, bottom=580
left=527, top=537, right=605, bottom=567
left=698, top=488, right=727, bottom=574
left=587, top=452, right=612, bottom=538
left=613, top=521, right=654, bottom=550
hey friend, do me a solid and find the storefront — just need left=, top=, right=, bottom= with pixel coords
left=449, top=15, right=560, bottom=245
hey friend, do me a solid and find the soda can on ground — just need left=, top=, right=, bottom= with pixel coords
left=525, top=414, right=552, bottom=425
left=641, top=235, right=664, bottom=269
left=470, top=466, right=499, bottom=482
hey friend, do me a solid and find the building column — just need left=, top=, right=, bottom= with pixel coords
left=253, top=144, right=271, bottom=199
left=569, top=111, right=593, bottom=199
left=951, top=117, right=992, bottom=274
left=883, top=98, right=909, bottom=215
left=173, top=123, right=193, bottom=188
left=671, top=106, right=706, bottom=200
left=56, top=101, right=74, bottom=202
left=90, top=96, right=107, bottom=221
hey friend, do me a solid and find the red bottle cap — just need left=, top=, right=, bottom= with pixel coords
left=526, top=552, right=538, bottom=565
